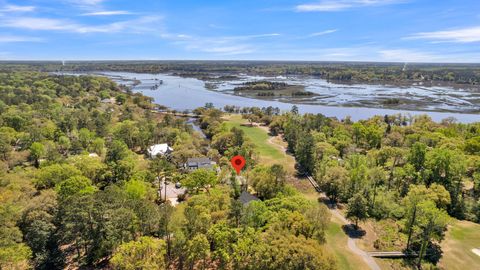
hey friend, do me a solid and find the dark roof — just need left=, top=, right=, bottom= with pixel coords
left=186, top=157, right=213, bottom=168
left=239, top=191, right=260, bottom=205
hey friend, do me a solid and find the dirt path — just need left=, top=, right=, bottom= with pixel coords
left=325, top=199, right=381, bottom=270
left=267, top=135, right=287, bottom=153
left=258, top=125, right=288, bottom=154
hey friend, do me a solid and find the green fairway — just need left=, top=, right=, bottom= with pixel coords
left=224, top=114, right=291, bottom=168
left=439, top=220, right=480, bottom=270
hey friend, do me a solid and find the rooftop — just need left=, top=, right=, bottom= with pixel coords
left=148, top=143, right=173, bottom=157
left=239, top=191, right=259, bottom=205
left=186, top=157, right=215, bottom=169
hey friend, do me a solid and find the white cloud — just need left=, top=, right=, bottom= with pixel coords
left=202, top=45, right=255, bottom=55
left=2, top=18, right=72, bottom=31
left=378, top=49, right=440, bottom=62
left=1, top=4, right=36, bottom=12
left=81, top=10, right=132, bottom=16
left=0, top=35, right=43, bottom=43
left=73, top=0, right=104, bottom=6
left=296, top=0, right=405, bottom=12
left=309, top=29, right=338, bottom=37
left=0, top=16, right=162, bottom=34
left=169, top=33, right=281, bottom=55
left=222, top=33, right=281, bottom=40
left=66, top=0, right=106, bottom=10
left=269, top=46, right=480, bottom=63
left=406, top=26, right=480, bottom=43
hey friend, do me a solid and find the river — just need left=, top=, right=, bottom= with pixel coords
left=62, top=71, right=480, bottom=123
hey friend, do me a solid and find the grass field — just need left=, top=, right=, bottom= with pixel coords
left=439, top=220, right=480, bottom=270
left=223, top=114, right=295, bottom=172
left=326, top=215, right=371, bottom=270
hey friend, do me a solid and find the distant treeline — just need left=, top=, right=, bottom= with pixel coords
left=1, top=61, right=480, bottom=85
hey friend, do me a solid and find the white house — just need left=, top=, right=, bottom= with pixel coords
left=148, top=143, right=173, bottom=158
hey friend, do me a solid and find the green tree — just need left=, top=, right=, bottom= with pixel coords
left=106, top=140, right=131, bottom=163
left=183, top=168, right=217, bottom=193
left=35, top=164, right=82, bottom=189
left=207, top=222, right=235, bottom=268
left=113, top=120, right=140, bottom=149
left=20, top=190, right=62, bottom=269
left=111, top=237, right=167, bottom=270
left=415, top=201, right=450, bottom=268
left=0, top=131, right=13, bottom=160
left=186, top=234, right=210, bottom=270
left=346, top=193, right=368, bottom=228
left=56, top=176, right=96, bottom=200
left=67, top=154, right=107, bottom=182
left=259, top=232, right=337, bottom=270
left=295, top=132, right=315, bottom=174
left=124, top=179, right=150, bottom=200
left=465, top=136, right=480, bottom=154
left=250, top=165, right=286, bottom=200
left=30, top=142, right=45, bottom=168
left=242, top=200, right=269, bottom=229
left=321, top=166, right=348, bottom=202
left=409, top=142, right=427, bottom=172
left=78, top=128, right=94, bottom=149
left=346, top=155, right=368, bottom=198
left=402, top=184, right=451, bottom=251
left=116, top=94, right=127, bottom=104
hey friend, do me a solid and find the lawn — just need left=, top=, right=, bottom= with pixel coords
left=326, top=215, right=371, bottom=270
left=438, top=220, right=480, bottom=270
left=223, top=114, right=294, bottom=171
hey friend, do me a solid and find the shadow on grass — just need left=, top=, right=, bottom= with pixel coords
left=342, top=224, right=366, bottom=239
left=317, top=196, right=345, bottom=210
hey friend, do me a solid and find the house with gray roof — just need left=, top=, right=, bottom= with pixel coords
left=184, top=157, right=216, bottom=171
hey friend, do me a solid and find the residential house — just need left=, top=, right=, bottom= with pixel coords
left=184, top=157, right=216, bottom=171
left=148, top=143, right=173, bottom=158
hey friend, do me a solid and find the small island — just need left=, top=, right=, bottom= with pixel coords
left=233, top=80, right=315, bottom=99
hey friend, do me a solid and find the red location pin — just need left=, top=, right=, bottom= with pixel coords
left=230, top=155, right=246, bottom=175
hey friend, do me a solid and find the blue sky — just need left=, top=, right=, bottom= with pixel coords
left=1, top=0, right=479, bottom=62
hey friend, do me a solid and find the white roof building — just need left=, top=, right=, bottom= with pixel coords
left=148, top=143, right=173, bottom=158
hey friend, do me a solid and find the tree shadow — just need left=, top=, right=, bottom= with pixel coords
left=317, top=196, right=344, bottom=210
left=342, top=224, right=366, bottom=239
left=411, top=241, right=443, bottom=264
left=318, top=196, right=330, bottom=204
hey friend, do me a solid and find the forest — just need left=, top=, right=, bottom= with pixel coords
left=242, top=105, right=480, bottom=268
left=1, top=71, right=479, bottom=270
left=0, top=72, right=336, bottom=269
